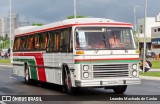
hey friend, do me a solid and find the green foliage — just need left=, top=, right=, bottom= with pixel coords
left=32, top=23, right=44, bottom=26
left=0, top=59, right=10, bottom=64
left=140, top=72, right=160, bottom=77
left=133, top=31, right=139, bottom=48
left=0, top=36, right=9, bottom=50
left=151, top=61, right=160, bottom=69
left=67, top=15, right=85, bottom=19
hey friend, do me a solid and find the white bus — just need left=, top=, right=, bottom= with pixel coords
left=13, top=18, right=141, bottom=94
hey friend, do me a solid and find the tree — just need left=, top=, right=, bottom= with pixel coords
left=32, top=23, right=44, bottom=26
left=133, top=31, right=139, bottom=48
left=67, top=15, right=85, bottom=19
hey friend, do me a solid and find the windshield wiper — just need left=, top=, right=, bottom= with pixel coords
left=119, top=44, right=129, bottom=53
left=94, top=33, right=107, bottom=53
left=94, top=39, right=106, bottom=53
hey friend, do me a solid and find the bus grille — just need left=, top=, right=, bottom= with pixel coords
left=93, top=64, right=129, bottom=78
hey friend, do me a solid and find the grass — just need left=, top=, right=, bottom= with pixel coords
left=151, top=60, right=160, bottom=69
left=140, top=72, right=160, bottom=77
left=0, top=57, right=159, bottom=68
left=0, top=59, right=11, bottom=64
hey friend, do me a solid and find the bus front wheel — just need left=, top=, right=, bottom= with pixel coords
left=113, top=85, right=127, bottom=94
left=63, top=67, right=75, bottom=95
left=24, top=65, right=31, bottom=84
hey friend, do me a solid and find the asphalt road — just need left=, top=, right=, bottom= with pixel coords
left=0, top=66, right=160, bottom=104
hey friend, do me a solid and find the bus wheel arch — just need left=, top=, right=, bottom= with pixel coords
left=62, top=64, right=75, bottom=94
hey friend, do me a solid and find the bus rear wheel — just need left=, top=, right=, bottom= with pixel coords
left=113, top=85, right=127, bottom=94
left=24, top=65, right=31, bottom=84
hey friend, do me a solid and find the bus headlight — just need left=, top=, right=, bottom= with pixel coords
left=83, top=65, right=89, bottom=71
left=132, top=64, right=137, bottom=70
left=132, top=70, right=138, bottom=77
left=83, top=72, right=89, bottom=78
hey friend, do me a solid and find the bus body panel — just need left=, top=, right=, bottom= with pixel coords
left=12, top=18, right=140, bottom=90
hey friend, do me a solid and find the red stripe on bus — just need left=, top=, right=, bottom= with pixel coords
left=75, top=58, right=139, bottom=62
left=13, top=53, right=47, bottom=82
left=15, top=23, right=132, bottom=37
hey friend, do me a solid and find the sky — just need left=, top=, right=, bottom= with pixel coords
left=0, top=0, right=160, bottom=26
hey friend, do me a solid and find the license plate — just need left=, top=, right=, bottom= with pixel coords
left=108, top=81, right=117, bottom=84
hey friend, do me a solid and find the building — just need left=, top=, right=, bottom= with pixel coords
left=151, top=26, right=160, bottom=55
left=0, top=17, right=5, bottom=37
left=137, top=16, right=160, bottom=50
left=7, top=13, right=19, bottom=41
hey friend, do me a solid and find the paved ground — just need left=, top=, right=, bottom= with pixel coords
left=0, top=66, right=159, bottom=104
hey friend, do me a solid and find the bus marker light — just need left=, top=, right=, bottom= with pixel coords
left=76, top=51, right=84, bottom=54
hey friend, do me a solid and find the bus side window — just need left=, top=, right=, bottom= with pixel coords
left=34, top=35, right=40, bottom=50
left=28, top=36, right=34, bottom=50
left=54, top=32, right=60, bottom=52
left=39, top=33, right=48, bottom=50
left=47, top=31, right=54, bottom=52
left=15, top=38, right=21, bottom=51
left=43, top=34, right=48, bottom=49
left=69, top=28, right=73, bottom=52
left=60, top=29, right=69, bottom=52
left=46, top=31, right=60, bottom=52
left=13, top=37, right=20, bottom=51
left=20, top=36, right=27, bottom=51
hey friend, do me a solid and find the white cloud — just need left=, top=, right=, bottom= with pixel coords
left=0, top=0, right=160, bottom=25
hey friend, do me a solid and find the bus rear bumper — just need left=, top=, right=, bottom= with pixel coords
left=75, top=78, right=141, bottom=87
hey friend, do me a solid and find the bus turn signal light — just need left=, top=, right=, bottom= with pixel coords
left=76, top=51, right=84, bottom=54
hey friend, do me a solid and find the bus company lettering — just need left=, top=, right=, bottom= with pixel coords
left=12, top=96, right=42, bottom=101
left=28, top=97, right=42, bottom=101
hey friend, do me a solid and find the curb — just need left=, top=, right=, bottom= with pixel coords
left=0, top=64, right=12, bottom=68
left=140, top=76, right=160, bottom=81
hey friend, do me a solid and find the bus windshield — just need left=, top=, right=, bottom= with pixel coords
left=75, top=27, right=136, bottom=50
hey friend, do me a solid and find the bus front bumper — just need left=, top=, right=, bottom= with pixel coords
left=75, top=78, right=141, bottom=87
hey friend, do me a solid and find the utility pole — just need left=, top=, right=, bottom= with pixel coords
left=74, top=0, right=77, bottom=18
left=9, top=0, right=13, bottom=63
left=9, top=0, right=12, bottom=48
left=143, top=0, right=147, bottom=73
left=132, top=6, right=139, bottom=32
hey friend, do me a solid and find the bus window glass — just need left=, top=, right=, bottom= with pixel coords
left=46, top=32, right=59, bottom=52
left=107, top=27, right=135, bottom=49
left=34, top=35, right=40, bottom=50
left=60, top=29, right=70, bottom=52
left=69, top=29, right=73, bottom=52
left=41, top=33, right=48, bottom=50
left=28, top=36, right=34, bottom=50
left=13, top=37, right=21, bottom=51
left=75, top=27, right=135, bottom=50
left=47, top=32, right=55, bottom=52
left=20, top=36, right=28, bottom=51
left=75, top=27, right=107, bottom=50
left=54, top=32, right=60, bottom=52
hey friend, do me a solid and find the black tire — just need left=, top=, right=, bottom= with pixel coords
left=113, top=85, right=127, bottom=94
left=24, top=65, right=31, bottom=84
left=63, top=67, right=75, bottom=95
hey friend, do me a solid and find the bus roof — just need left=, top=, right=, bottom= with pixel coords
left=15, top=18, right=132, bottom=36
